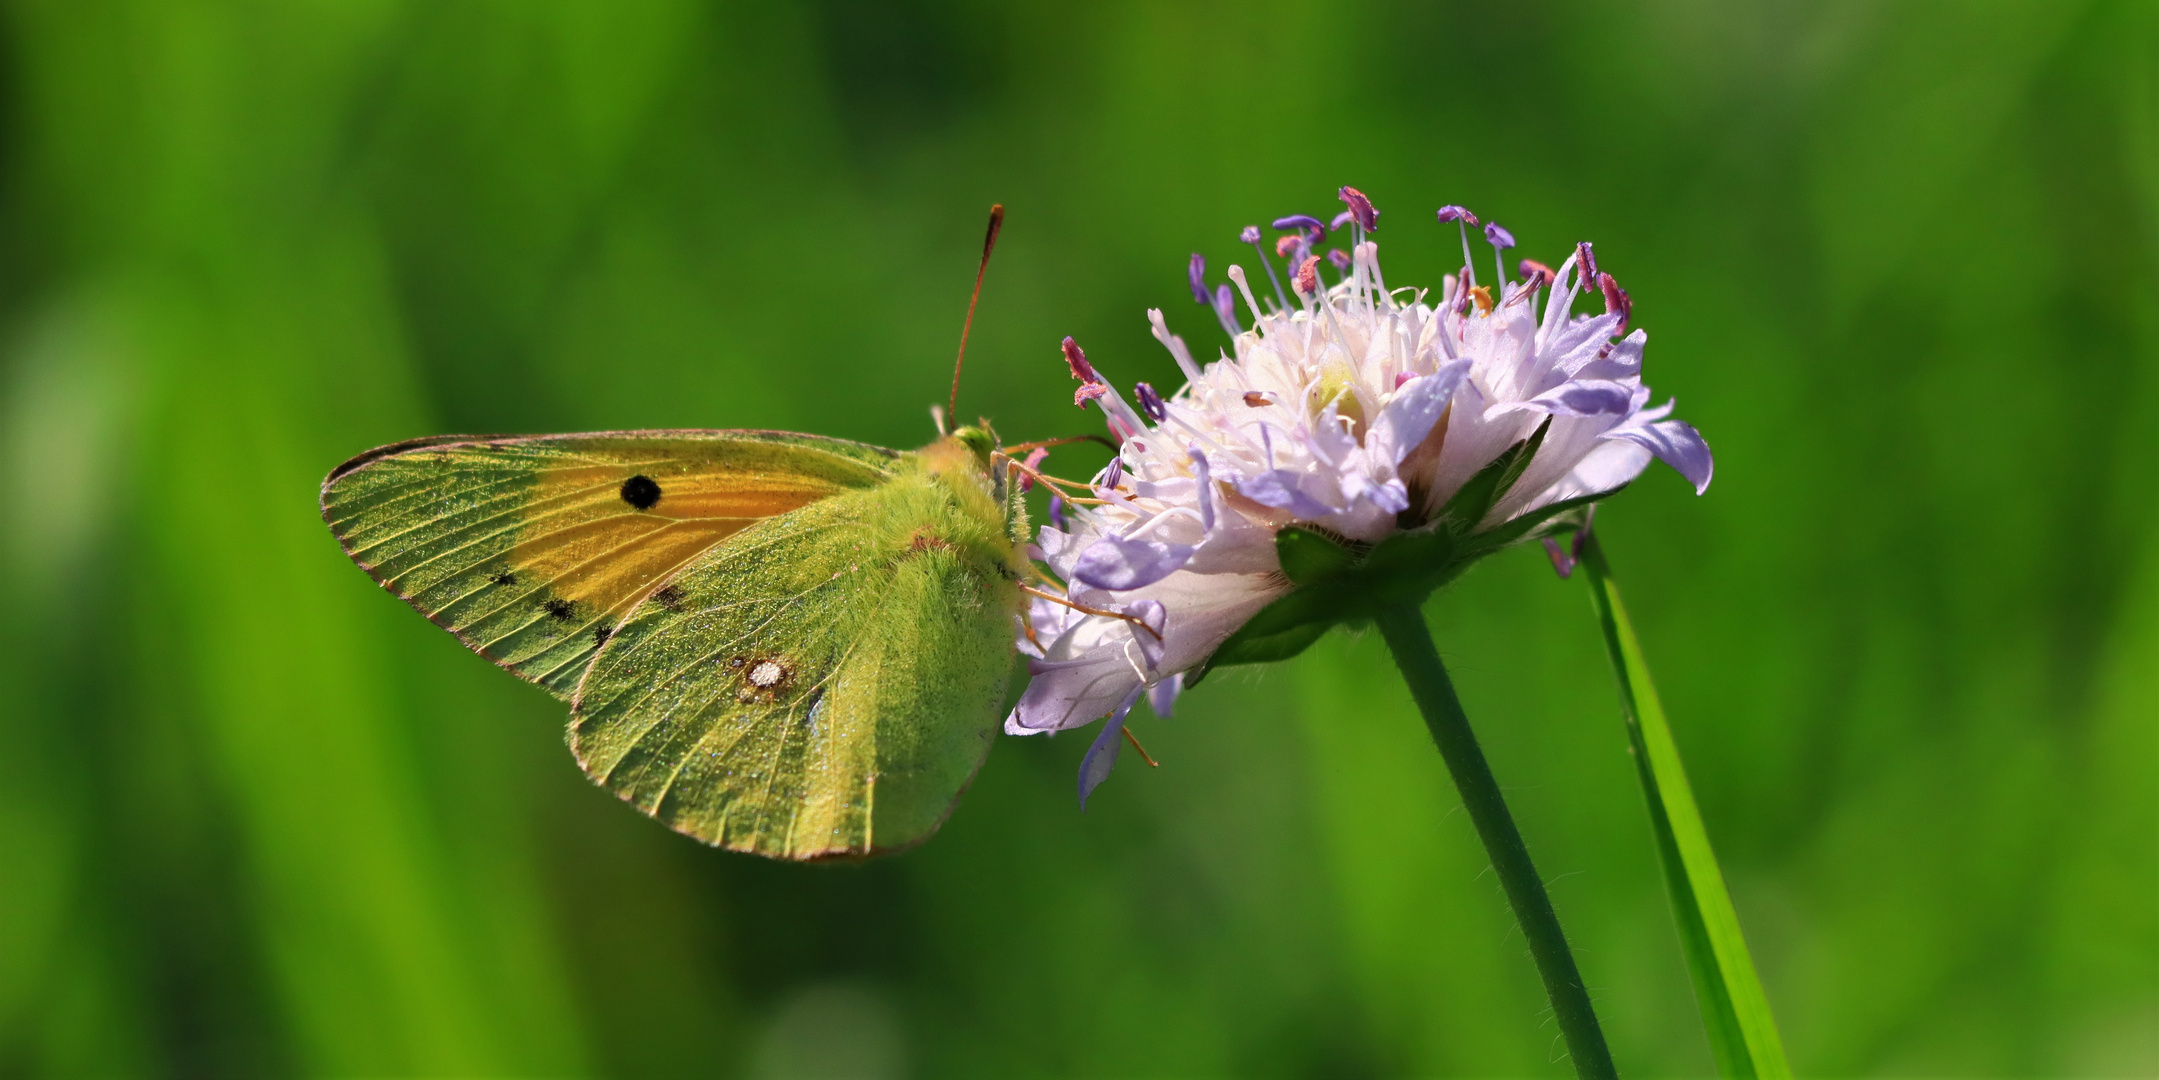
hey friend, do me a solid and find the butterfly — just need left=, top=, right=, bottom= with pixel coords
left=320, top=206, right=1115, bottom=861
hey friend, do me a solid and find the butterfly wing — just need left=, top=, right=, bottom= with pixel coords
left=321, top=430, right=898, bottom=698
left=568, top=463, right=1021, bottom=860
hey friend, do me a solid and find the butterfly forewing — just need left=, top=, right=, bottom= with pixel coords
left=569, top=457, right=1021, bottom=859
left=320, top=430, right=898, bottom=697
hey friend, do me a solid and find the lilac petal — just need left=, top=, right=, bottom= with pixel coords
left=1367, top=360, right=1469, bottom=467
left=1527, top=379, right=1635, bottom=417
left=1360, top=477, right=1409, bottom=514
left=1273, top=213, right=1326, bottom=236
left=1611, top=415, right=1713, bottom=494
left=1484, top=222, right=1516, bottom=250
left=1188, top=253, right=1209, bottom=305
left=1072, top=531, right=1196, bottom=591
left=1235, top=470, right=1337, bottom=519
left=1337, top=186, right=1379, bottom=231
left=1078, top=688, right=1144, bottom=810
left=1187, top=446, right=1215, bottom=531
left=1436, top=205, right=1480, bottom=225
left=1239, top=224, right=1261, bottom=245
left=1127, top=598, right=1167, bottom=670
left=1147, top=672, right=1183, bottom=718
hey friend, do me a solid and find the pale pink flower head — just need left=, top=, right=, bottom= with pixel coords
left=1015, top=191, right=1712, bottom=805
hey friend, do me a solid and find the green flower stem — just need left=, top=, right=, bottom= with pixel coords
left=1375, top=604, right=1620, bottom=1080
left=1574, top=531, right=1791, bottom=1078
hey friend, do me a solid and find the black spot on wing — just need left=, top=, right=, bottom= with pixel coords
left=620, top=474, right=662, bottom=510
left=593, top=625, right=612, bottom=646
left=489, top=570, right=518, bottom=587
left=543, top=597, right=578, bottom=622
left=652, top=583, right=688, bottom=612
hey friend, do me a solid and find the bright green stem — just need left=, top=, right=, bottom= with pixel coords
left=1375, top=604, right=1620, bottom=1080
left=1575, top=532, right=1791, bottom=1079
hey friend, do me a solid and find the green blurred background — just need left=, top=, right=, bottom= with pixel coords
left=0, top=1, right=2153, bottom=1076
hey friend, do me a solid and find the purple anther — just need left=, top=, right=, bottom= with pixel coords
left=1134, top=382, right=1167, bottom=423
left=1103, top=455, right=1124, bottom=488
left=1484, top=222, right=1516, bottom=250
left=1597, top=272, right=1632, bottom=334
left=1330, top=210, right=1354, bottom=231
left=1295, top=255, right=1321, bottom=297
left=1211, top=283, right=1237, bottom=329
left=1064, top=336, right=1109, bottom=407
left=1575, top=241, right=1598, bottom=282
left=1328, top=249, right=1352, bottom=273
left=1048, top=492, right=1068, bottom=531
left=1275, top=235, right=1301, bottom=259
left=1018, top=446, right=1051, bottom=492
left=1338, top=186, right=1378, bottom=231
left=1542, top=536, right=1576, bottom=578
left=1188, top=253, right=1209, bottom=305
left=1518, top=259, right=1554, bottom=289
left=1436, top=205, right=1479, bottom=226
left=1239, top=225, right=1261, bottom=245
left=1063, top=336, right=1097, bottom=382
left=1272, top=214, right=1327, bottom=238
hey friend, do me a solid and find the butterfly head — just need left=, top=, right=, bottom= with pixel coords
left=950, top=424, right=997, bottom=469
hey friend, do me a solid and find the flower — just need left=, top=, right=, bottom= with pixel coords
left=1011, top=192, right=1713, bottom=803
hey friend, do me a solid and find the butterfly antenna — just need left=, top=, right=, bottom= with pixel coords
left=948, top=203, right=1005, bottom=423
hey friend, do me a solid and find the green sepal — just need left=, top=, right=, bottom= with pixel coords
left=1276, top=525, right=1360, bottom=584
left=1459, top=485, right=1623, bottom=558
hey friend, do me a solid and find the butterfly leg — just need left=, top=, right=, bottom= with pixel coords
left=1122, top=725, right=1160, bottom=767
left=1018, top=584, right=1164, bottom=642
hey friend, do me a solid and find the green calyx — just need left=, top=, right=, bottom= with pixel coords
left=1189, top=418, right=1621, bottom=685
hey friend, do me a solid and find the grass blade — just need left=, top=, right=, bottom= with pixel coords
left=1576, top=532, right=1792, bottom=1078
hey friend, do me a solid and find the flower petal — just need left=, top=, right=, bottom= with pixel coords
left=1234, top=469, right=1338, bottom=519
left=1073, top=531, right=1197, bottom=591
left=1528, top=378, right=1635, bottom=417
left=1147, top=672, right=1183, bottom=718
left=1367, top=359, right=1471, bottom=467
left=1610, top=415, right=1713, bottom=494
left=1077, top=688, right=1144, bottom=810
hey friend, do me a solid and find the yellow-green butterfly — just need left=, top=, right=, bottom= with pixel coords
left=323, top=206, right=1064, bottom=861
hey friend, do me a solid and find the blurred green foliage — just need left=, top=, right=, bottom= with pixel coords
left=0, top=2, right=2153, bottom=1076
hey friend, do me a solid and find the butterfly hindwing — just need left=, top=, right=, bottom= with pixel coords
left=320, top=430, right=899, bottom=698
left=568, top=455, right=1022, bottom=859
